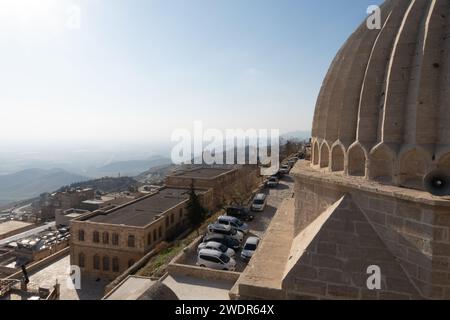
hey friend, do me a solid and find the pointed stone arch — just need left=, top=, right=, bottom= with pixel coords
left=320, top=142, right=330, bottom=169
left=331, top=144, right=345, bottom=172
left=348, top=143, right=367, bottom=177
left=399, top=148, right=430, bottom=190
left=312, top=140, right=320, bottom=166
left=369, top=144, right=395, bottom=183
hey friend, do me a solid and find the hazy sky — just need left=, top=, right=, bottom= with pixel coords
left=0, top=0, right=383, bottom=148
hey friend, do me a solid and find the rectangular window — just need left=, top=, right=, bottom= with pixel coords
left=153, top=229, right=157, bottom=242
left=170, top=213, right=174, bottom=224
left=78, top=230, right=85, bottom=241
left=102, top=232, right=109, bottom=244
left=112, top=233, right=119, bottom=246
left=93, top=231, right=100, bottom=243
left=128, top=235, right=135, bottom=248
left=158, top=226, right=162, bottom=239
left=147, top=233, right=152, bottom=246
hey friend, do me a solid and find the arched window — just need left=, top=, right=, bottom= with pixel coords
left=348, top=145, right=366, bottom=176
left=369, top=146, right=394, bottom=183
left=331, top=145, right=345, bottom=172
left=102, top=232, right=109, bottom=244
left=93, top=231, right=100, bottom=243
left=179, top=208, right=183, bottom=219
left=158, top=226, right=163, bottom=239
left=103, top=256, right=110, bottom=271
left=320, top=143, right=330, bottom=168
left=112, top=233, right=119, bottom=246
left=399, top=150, right=428, bottom=189
left=313, top=142, right=320, bottom=166
left=112, top=257, right=119, bottom=272
left=127, top=235, right=135, bottom=248
left=170, top=213, right=175, bottom=224
left=93, top=255, right=100, bottom=270
left=78, top=253, right=85, bottom=268
left=78, top=230, right=85, bottom=242
left=153, top=229, right=157, bottom=242
left=165, top=216, right=170, bottom=227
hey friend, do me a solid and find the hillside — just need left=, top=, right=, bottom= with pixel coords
left=60, top=176, right=139, bottom=194
left=91, top=155, right=172, bottom=177
left=0, top=168, right=89, bottom=206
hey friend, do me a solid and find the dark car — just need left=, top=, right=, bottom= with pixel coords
left=202, top=234, right=241, bottom=251
left=226, top=206, right=254, bottom=222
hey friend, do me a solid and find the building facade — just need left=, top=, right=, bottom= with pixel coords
left=70, top=187, right=212, bottom=280
left=165, top=165, right=261, bottom=208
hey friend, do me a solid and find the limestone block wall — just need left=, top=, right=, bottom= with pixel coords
left=294, top=162, right=450, bottom=299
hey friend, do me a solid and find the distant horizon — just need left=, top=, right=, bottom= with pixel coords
left=1, top=0, right=382, bottom=149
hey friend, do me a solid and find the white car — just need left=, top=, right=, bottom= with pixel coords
left=217, top=216, right=249, bottom=234
left=197, top=241, right=236, bottom=257
left=251, top=193, right=267, bottom=212
left=241, top=237, right=260, bottom=262
left=207, top=223, right=244, bottom=242
left=197, top=249, right=237, bottom=271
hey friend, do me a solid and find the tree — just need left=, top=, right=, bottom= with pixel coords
left=186, top=183, right=207, bottom=236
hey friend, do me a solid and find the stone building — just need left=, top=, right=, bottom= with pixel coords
left=70, top=187, right=212, bottom=280
left=165, top=165, right=261, bottom=208
left=35, top=188, right=95, bottom=221
left=233, top=0, right=450, bottom=300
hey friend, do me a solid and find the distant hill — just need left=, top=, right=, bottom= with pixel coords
left=0, top=168, right=89, bottom=206
left=91, top=155, right=172, bottom=177
left=281, top=130, right=311, bottom=142
left=60, top=176, right=139, bottom=194
left=135, top=164, right=177, bottom=184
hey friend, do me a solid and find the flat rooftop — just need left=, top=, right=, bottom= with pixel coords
left=87, top=188, right=200, bottom=227
left=0, top=221, right=33, bottom=237
left=172, top=167, right=234, bottom=179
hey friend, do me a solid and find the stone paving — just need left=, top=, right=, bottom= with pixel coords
left=28, top=254, right=109, bottom=300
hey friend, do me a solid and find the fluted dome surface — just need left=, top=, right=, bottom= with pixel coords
left=311, top=0, right=450, bottom=190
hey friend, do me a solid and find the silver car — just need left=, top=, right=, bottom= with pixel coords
left=207, top=223, right=245, bottom=242
left=251, top=193, right=267, bottom=212
left=217, top=216, right=249, bottom=234
left=241, top=237, right=260, bottom=262
left=197, top=249, right=237, bottom=271
left=197, top=241, right=236, bottom=257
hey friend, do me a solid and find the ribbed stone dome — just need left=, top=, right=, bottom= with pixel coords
left=311, top=0, right=450, bottom=191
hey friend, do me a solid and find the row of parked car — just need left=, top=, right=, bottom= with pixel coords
left=196, top=214, right=261, bottom=271
left=265, top=156, right=299, bottom=188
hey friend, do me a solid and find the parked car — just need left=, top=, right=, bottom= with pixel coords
left=207, top=223, right=244, bottom=242
left=197, top=241, right=235, bottom=257
left=217, top=216, right=249, bottom=234
left=197, top=249, right=236, bottom=271
left=266, top=176, right=279, bottom=188
left=279, top=164, right=290, bottom=174
left=251, top=193, right=267, bottom=212
left=226, top=206, right=254, bottom=222
left=202, top=234, right=241, bottom=250
left=241, top=236, right=260, bottom=262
